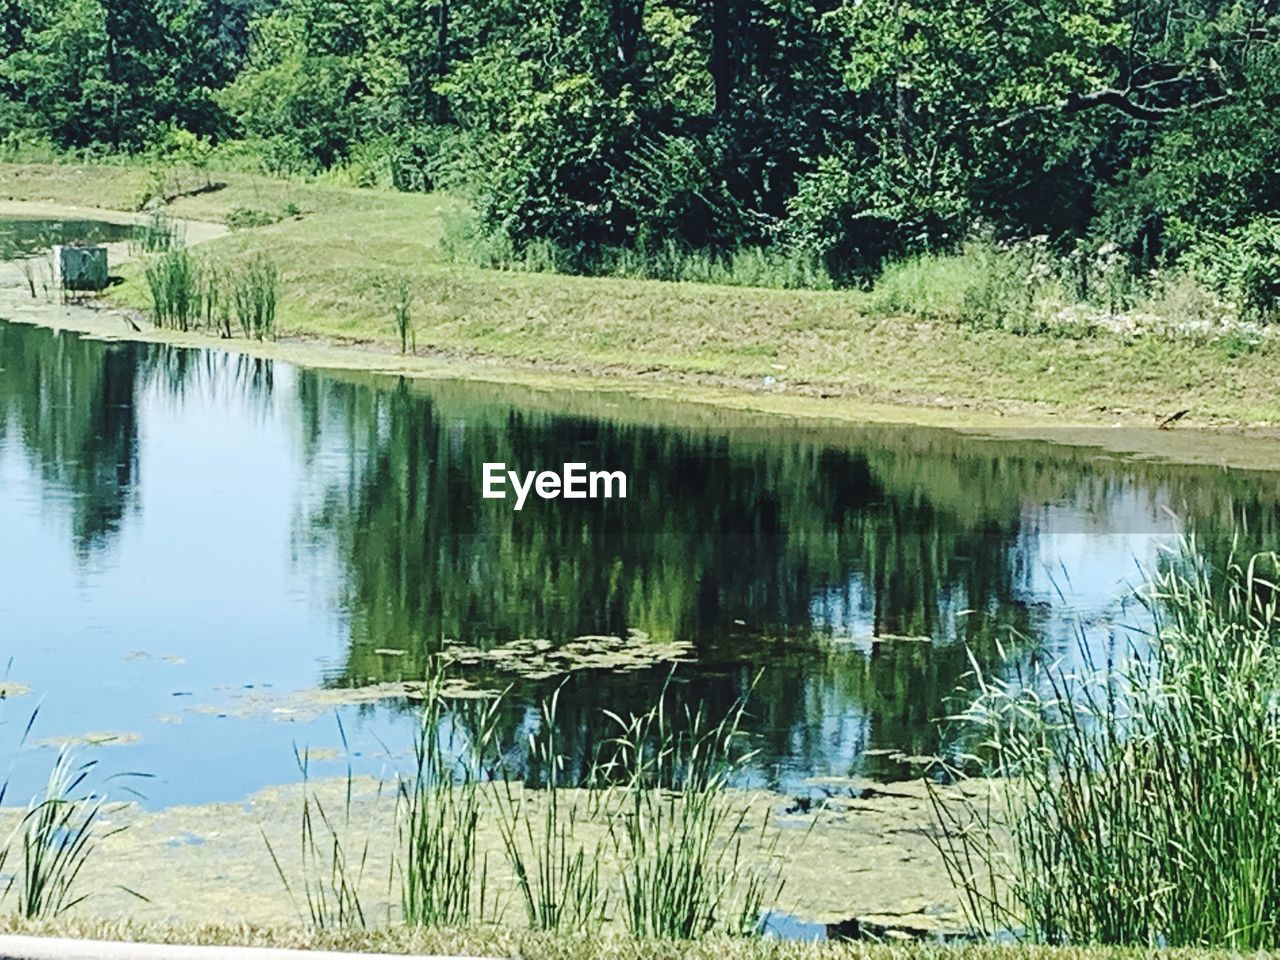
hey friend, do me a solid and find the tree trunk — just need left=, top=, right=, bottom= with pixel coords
left=711, top=0, right=731, bottom=114
left=436, top=0, right=449, bottom=123
left=611, top=0, right=644, bottom=68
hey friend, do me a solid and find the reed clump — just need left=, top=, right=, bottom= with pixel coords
left=145, top=249, right=199, bottom=331
left=271, top=670, right=786, bottom=939
left=388, top=275, right=415, bottom=355
left=0, top=703, right=138, bottom=920
left=18, top=257, right=39, bottom=299
left=397, top=666, right=502, bottom=928
left=198, top=261, right=233, bottom=338
left=142, top=242, right=278, bottom=341
left=9, top=749, right=128, bottom=919
left=263, top=719, right=373, bottom=931
left=493, top=687, right=608, bottom=932
left=932, top=541, right=1280, bottom=948
left=603, top=691, right=783, bottom=940
left=231, top=255, right=279, bottom=341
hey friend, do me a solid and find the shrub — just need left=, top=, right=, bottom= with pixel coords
left=868, top=236, right=1085, bottom=336
left=869, top=245, right=988, bottom=322
left=784, top=151, right=966, bottom=284
left=1184, top=216, right=1280, bottom=324
left=227, top=207, right=281, bottom=230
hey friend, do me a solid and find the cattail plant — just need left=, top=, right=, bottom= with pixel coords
left=145, top=249, right=199, bottom=331
left=392, top=276, right=415, bottom=355
left=602, top=681, right=783, bottom=939
left=262, top=718, right=374, bottom=930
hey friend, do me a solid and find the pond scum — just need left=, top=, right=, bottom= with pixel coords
left=2, top=541, right=1280, bottom=951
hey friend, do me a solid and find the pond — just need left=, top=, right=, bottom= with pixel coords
left=0, top=217, right=135, bottom=258
left=1, top=318, right=1278, bottom=810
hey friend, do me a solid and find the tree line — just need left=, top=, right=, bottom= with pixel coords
left=2, top=0, right=1278, bottom=288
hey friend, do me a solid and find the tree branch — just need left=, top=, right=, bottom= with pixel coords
left=995, top=83, right=1234, bottom=129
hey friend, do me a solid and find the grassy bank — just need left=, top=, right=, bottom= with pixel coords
left=2, top=161, right=1279, bottom=432
left=0, top=918, right=1262, bottom=960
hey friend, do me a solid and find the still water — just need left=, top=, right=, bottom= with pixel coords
left=1, top=318, right=1277, bottom=808
left=0, top=218, right=135, bottom=258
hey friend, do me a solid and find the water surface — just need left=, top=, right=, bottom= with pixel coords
left=0, top=218, right=134, bottom=258
left=1, top=318, right=1276, bottom=808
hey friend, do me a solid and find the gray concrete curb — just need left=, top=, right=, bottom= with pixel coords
left=0, top=936, right=499, bottom=960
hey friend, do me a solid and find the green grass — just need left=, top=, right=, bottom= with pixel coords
left=932, top=542, right=1280, bottom=948
left=443, top=212, right=834, bottom=290
left=0, top=916, right=1269, bottom=959
left=3, top=161, right=1280, bottom=427
left=869, top=247, right=985, bottom=323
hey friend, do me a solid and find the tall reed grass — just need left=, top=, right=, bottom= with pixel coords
left=397, top=665, right=502, bottom=928
left=441, top=210, right=832, bottom=290
left=231, top=255, right=279, bottom=341
left=263, top=719, right=373, bottom=930
left=9, top=749, right=130, bottom=919
left=145, top=249, right=198, bottom=331
left=493, top=687, right=608, bottom=931
left=602, top=687, right=783, bottom=939
left=273, top=670, right=789, bottom=938
left=18, top=257, right=39, bottom=299
left=144, top=251, right=278, bottom=340
left=0, top=704, right=139, bottom=919
left=198, top=261, right=233, bottom=338
left=130, top=210, right=183, bottom=255
left=931, top=541, right=1280, bottom=948
left=390, top=276, right=415, bottom=355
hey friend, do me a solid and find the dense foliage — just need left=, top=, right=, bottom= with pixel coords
left=2, top=0, right=1278, bottom=292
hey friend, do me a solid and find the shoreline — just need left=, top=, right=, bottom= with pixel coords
left=2, top=199, right=1279, bottom=473
left=0, top=775, right=963, bottom=936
